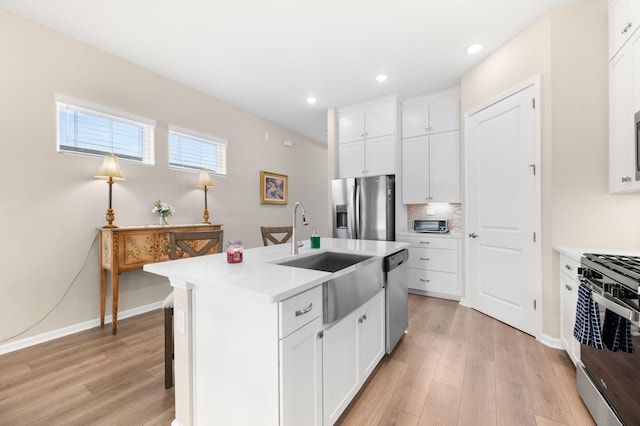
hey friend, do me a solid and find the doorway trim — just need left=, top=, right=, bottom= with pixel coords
left=463, top=74, right=542, bottom=339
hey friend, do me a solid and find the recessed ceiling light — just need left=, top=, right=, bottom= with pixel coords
left=376, top=74, right=388, bottom=83
left=306, top=97, right=317, bottom=104
left=466, top=44, right=483, bottom=55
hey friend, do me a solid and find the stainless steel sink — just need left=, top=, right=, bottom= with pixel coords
left=277, top=251, right=383, bottom=324
left=277, top=251, right=373, bottom=273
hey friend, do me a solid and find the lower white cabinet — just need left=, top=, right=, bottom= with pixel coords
left=322, top=290, right=385, bottom=426
left=280, top=316, right=323, bottom=426
left=398, top=235, right=460, bottom=300
left=559, top=254, right=581, bottom=366
left=191, top=281, right=385, bottom=426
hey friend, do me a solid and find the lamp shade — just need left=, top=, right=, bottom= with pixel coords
left=195, top=169, right=214, bottom=188
left=94, top=154, right=125, bottom=180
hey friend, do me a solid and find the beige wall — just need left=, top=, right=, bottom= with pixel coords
left=0, top=9, right=329, bottom=346
left=461, top=0, right=640, bottom=339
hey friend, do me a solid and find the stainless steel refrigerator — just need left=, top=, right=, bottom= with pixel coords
left=332, top=175, right=395, bottom=241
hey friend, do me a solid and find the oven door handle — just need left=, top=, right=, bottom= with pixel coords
left=591, top=292, right=640, bottom=323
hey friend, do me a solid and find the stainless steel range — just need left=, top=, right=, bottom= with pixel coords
left=578, top=253, right=640, bottom=426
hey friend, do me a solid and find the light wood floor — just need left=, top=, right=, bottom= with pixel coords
left=0, top=295, right=594, bottom=426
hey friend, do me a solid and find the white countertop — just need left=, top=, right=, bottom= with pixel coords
left=555, top=246, right=640, bottom=262
left=143, top=238, right=409, bottom=303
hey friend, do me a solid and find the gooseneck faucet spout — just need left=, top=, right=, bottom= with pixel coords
left=291, top=201, right=309, bottom=254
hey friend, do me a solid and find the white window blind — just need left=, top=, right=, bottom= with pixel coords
left=56, top=95, right=155, bottom=164
left=168, top=125, right=228, bottom=176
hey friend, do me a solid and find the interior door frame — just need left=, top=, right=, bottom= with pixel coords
left=463, top=75, right=543, bottom=339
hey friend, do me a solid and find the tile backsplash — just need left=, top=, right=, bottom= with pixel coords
left=406, top=203, right=462, bottom=233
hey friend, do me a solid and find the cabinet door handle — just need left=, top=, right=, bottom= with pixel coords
left=420, top=257, right=430, bottom=261
left=295, top=303, right=313, bottom=317
left=622, top=176, right=632, bottom=182
left=565, top=284, right=573, bottom=291
left=362, top=314, right=367, bottom=321
left=317, top=331, right=324, bottom=339
left=419, top=241, right=431, bottom=245
left=565, top=264, right=572, bottom=271
left=420, top=278, right=430, bottom=283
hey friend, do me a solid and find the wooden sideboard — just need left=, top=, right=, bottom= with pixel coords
left=99, top=223, right=223, bottom=334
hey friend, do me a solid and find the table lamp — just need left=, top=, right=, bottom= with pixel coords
left=95, top=154, right=125, bottom=228
left=196, top=169, right=214, bottom=224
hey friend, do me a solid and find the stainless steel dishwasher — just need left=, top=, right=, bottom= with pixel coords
left=384, top=249, right=409, bottom=354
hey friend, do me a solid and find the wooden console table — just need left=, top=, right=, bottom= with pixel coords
left=99, top=223, right=223, bottom=334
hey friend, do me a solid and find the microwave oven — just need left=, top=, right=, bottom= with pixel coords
left=412, top=219, right=448, bottom=233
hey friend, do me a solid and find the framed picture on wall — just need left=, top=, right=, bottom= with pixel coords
left=260, top=170, right=288, bottom=205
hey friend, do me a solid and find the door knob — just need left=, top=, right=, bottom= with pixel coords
left=468, top=232, right=479, bottom=238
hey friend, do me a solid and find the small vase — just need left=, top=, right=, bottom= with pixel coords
left=159, top=216, right=169, bottom=225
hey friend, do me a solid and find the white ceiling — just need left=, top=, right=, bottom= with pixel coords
left=0, top=0, right=579, bottom=143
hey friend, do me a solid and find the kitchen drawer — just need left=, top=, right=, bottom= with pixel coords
left=401, top=235, right=458, bottom=250
left=407, top=268, right=458, bottom=296
left=407, top=247, right=457, bottom=273
left=279, top=286, right=322, bottom=339
left=559, top=254, right=580, bottom=282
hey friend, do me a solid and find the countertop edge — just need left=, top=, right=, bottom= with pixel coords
left=144, top=238, right=409, bottom=303
left=555, top=246, right=640, bottom=262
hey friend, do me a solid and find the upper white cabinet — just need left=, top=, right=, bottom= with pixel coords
left=338, top=98, right=399, bottom=178
left=609, top=0, right=640, bottom=59
left=402, top=90, right=460, bottom=138
left=609, top=9, right=640, bottom=193
left=401, top=89, right=460, bottom=203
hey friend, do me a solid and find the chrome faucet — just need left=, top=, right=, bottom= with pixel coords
left=291, top=201, right=309, bottom=254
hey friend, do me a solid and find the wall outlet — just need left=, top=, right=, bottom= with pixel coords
left=426, top=209, right=435, bottom=216
left=283, top=139, right=293, bottom=147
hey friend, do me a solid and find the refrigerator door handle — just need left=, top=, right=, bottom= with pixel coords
left=354, top=182, right=361, bottom=239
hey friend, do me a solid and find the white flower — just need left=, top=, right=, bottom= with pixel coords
left=152, top=200, right=174, bottom=217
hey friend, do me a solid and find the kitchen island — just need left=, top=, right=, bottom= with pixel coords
left=144, top=238, right=408, bottom=426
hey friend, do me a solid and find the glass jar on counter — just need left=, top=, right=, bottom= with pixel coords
left=227, top=239, right=243, bottom=263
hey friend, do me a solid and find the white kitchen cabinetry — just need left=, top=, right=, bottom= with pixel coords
left=402, top=131, right=460, bottom=203
left=559, top=254, right=581, bottom=366
left=279, top=286, right=323, bottom=426
left=398, top=235, right=460, bottom=300
left=401, top=89, right=460, bottom=203
left=609, top=27, right=640, bottom=193
left=322, top=290, right=385, bottom=426
left=609, top=0, right=640, bottom=59
left=402, top=90, right=460, bottom=138
left=338, top=98, right=398, bottom=178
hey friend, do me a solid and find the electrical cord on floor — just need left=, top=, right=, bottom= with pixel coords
left=0, top=233, right=99, bottom=344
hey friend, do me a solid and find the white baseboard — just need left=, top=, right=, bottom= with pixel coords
left=0, top=301, right=163, bottom=355
left=537, top=333, right=563, bottom=350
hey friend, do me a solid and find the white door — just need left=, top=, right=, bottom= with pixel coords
left=466, top=80, right=540, bottom=337
left=358, top=291, right=385, bottom=380
left=338, top=140, right=365, bottom=178
left=280, top=317, right=323, bottom=426
left=322, top=309, right=359, bottom=426
left=365, top=135, right=395, bottom=176
left=429, top=130, right=460, bottom=203
left=401, top=135, right=430, bottom=203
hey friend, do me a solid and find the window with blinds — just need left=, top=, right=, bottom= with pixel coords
left=168, top=125, right=228, bottom=176
left=56, top=95, right=155, bottom=164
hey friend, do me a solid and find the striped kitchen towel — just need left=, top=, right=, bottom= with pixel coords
left=603, top=309, right=635, bottom=353
left=573, top=281, right=604, bottom=349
